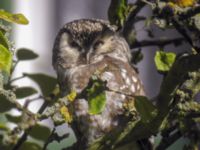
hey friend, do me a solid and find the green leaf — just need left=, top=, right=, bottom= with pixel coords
left=0, top=10, right=29, bottom=25
left=0, top=94, right=14, bottom=113
left=19, top=142, right=42, bottom=150
left=108, top=0, right=131, bottom=27
left=0, top=31, right=9, bottom=49
left=28, top=124, right=51, bottom=142
left=16, top=48, right=38, bottom=61
left=135, top=96, right=157, bottom=123
left=24, top=73, right=56, bottom=97
left=0, top=44, right=12, bottom=74
left=0, top=123, right=9, bottom=131
left=15, top=87, right=37, bottom=99
left=154, top=51, right=176, bottom=72
left=5, top=114, right=21, bottom=123
left=131, top=49, right=143, bottom=65
left=87, top=78, right=107, bottom=115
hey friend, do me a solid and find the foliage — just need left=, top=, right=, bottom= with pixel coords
left=87, top=77, right=107, bottom=115
left=0, top=10, right=29, bottom=25
left=154, top=51, right=176, bottom=72
left=0, top=0, right=200, bottom=150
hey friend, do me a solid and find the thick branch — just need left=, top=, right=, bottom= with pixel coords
left=156, top=131, right=182, bottom=150
left=180, top=6, right=200, bottom=20
left=130, top=37, right=185, bottom=49
left=171, top=18, right=194, bottom=49
left=122, top=0, right=146, bottom=42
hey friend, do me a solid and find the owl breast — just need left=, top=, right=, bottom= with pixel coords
left=64, top=56, right=145, bottom=144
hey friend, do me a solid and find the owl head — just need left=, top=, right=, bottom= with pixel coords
left=52, top=19, right=131, bottom=71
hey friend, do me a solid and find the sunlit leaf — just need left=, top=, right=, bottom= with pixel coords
left=60, top=106, right=73, bottom=123
left=16, top=48, right=38, bottom=61
left=135, top=96, right=157, bottom=123
left=172, top=0, right=195, bottom=8
left=87, top=78, right=107, bottom=115
left=66, top=90, right=77, bottom=102
left=15, top=86, right=37, bottom=99
left=19, top=142, right=42, bottom=150
left=0, top=10, right=29, bottom=25
left=28, top=124, right=51, bottom=142
left=154, top=51, right=176, bottom=72
left=0, top=44, right=12, bottom=74
left=24, top=73, right=57, bottom=97
left=0, top=31, right=9, bottom=49
left=5, top=114, right=21, bottom=124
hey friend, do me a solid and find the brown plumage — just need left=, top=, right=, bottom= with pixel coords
left=52, top=19, right=147, bottom=149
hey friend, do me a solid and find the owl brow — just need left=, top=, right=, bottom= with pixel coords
left=93, top=40, right=104, bottom=50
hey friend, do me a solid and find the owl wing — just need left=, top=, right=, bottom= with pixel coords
left=63, top=56, right=145, bottom=146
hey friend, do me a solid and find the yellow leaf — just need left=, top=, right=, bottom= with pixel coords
left=0, top=10, right=29, bottom=25
left=60, top=106, right=73, bottom=123
left=170, top=0, right=195, bottom=7
left=66, top=90, right=77, bottom=102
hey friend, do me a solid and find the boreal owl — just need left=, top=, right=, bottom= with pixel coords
left=52, top=19, right=150, bottom=150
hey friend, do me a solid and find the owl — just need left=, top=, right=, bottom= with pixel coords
left=52, top=19, right=149, bottom=150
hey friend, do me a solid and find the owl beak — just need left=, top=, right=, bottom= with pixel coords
left=86, top=52, right=91, bottom=64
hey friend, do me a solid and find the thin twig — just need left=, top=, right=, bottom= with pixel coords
left=9, top=75, right=25, bottom=83
left=12, top=97, right=50, bottom=150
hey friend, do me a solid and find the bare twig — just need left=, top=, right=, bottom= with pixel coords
left=12, top=97, right=51, bottom=150
left=9, top=75, right=25, bottom=83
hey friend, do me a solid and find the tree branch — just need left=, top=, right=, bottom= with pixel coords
left=130, top=37, right=185, bottom=49
left=12, top=98, right=51, bottom=150
left=179, top=6, right=200, bottom=20
left=156, top=131, right=182, bottom=150
left=122, top=0, right=146, bottom=43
